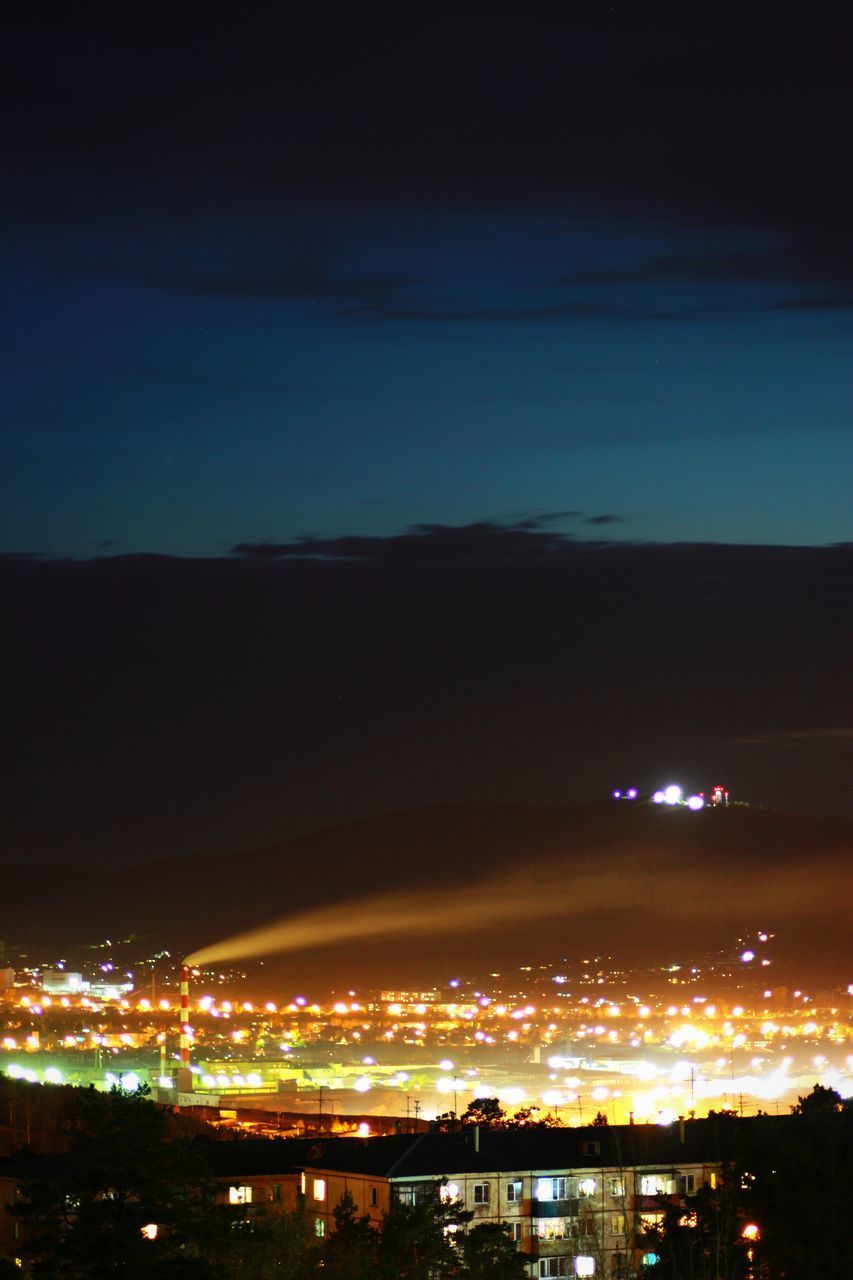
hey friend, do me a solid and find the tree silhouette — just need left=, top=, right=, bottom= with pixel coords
left=11, top=1086, right=222, bottom=1278
left=457, top=1221, right=528, bottom=1279
left=323, top=1191, right=376, bottom=1280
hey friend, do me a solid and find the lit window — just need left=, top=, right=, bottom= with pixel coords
left=473, top=1182, right=489, bottom=1205
left=313, top=1179, right=326, bottom=1201
left=536, top=1176, right=568, bottom=1201
left=507, top=1179, right=523, bottom=1202
left=537, top=1217, right=568, bottom=1240
left=579, top=1178, right=597, bottom=1197
left=440, top=1183, right=460, bottom=1202
left=140, top=1223, right=158, bottom=1240
left=575, top=1258, right=596, bottom=1278
left=229, top=1185, right=252, bottom=1205
left=315, top=1217, right=325, bottom=1237
left=640, top=1174, right=674, bottom=1196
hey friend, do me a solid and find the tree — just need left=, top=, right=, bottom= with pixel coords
left=437, top=1101, right=563, bottom=1131
left=739, top=1104, right=853, bottom=1279
left=640, top=1180, right=747, bottom=1280
left=377, top=1186, right=471, bottom=1280
left=457, top=1221, right=527, bottom=1279
left=11, top=1085, right=223, bottom=1279
left=223, top=1209, right=319, bottom=1280
left=322, top=1191, right=377, bottom=1280
left=791, top=1082, right=847, bottom=1115
left=508, top=1106, right=563, bottom=1128
left=459, top=1097, right=506, bottom=1128
left=591, top=1110, right=609, bottom=1127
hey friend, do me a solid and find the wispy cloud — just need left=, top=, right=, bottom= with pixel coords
left=562, top=241, right=853, bottom=311
left=151, top=260, right=417, bottom=306
left=737, top=728, right=853, bottom=746
left=350, top=300, right=624, bottom=323
left=230, top=516, right=634, bottom=563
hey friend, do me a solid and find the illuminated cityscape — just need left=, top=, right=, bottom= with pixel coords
left=2, top=915, right=850, bottom=1132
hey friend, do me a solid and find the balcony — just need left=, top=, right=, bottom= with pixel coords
left=631, top=1193, right=682, bottom=1214
left=528, top=1198, right=580, bottom=1218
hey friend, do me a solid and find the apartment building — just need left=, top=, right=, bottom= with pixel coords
left=204, top=1120, right=723, bottom=1275
left=1, top=1119, right=734, bottom=1274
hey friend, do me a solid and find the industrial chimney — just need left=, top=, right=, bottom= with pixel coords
left=176, top=963, right=193, bottom=1093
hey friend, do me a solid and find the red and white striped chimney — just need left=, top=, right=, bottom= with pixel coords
left=180, top=964, right=191, bottom=1070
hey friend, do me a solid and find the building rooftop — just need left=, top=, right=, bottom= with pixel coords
left=192, top=1115, right=764, bottom=1180
left=0, top=1115, right=788, bottom=1186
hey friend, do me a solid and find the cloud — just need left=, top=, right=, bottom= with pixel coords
left=352, top=300, right=625, bottom=323
left=351, top=297, right=626, bottom=322
left=7, top=2, right=853, bottom=337
left=350, top=300, right=745, bottom=325
left=566, top=241, right=853, bottom=305
left=152, top=260, right=416, bottom=305
left=767, top=295, right=853, bottom=313
left=737, top=728, right=853, bottom=746
left=511, top=510, right=582, bottom=528
left=229, top=517, right=635, bottom=563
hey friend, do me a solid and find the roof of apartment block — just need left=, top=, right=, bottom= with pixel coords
left=195, top=1115, right=764, bottom=1181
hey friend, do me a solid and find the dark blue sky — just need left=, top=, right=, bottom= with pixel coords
left=3, top=6, right=852, bottom=557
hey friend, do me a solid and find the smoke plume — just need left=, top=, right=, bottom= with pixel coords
left=184, top=846, right=849, bottom=967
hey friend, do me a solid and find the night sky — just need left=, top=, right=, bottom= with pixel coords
left=2, top=7, right=852, bottom=870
